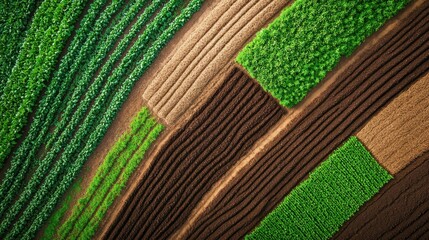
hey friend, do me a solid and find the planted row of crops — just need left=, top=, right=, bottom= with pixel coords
left=0, top=0, right=41, bottom=91
left=236, top=0, right=409, bottom=107
left=56, top=108, right=163, bottom=240
left=247, top=136, right=392, bottom=240
left=0, top=0, right=87, bottom=166
left=0, top=0, right=203, bottom=238
left=42, top=181, right=82, bottom=240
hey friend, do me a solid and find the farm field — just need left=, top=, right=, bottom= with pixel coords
left=0, top=0, right=427, bottom=239
left=103, top=66, right=285, bottom=240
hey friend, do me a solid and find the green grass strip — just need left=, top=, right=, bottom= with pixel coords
left=246, top=136, right=392, bottom=240
left=41, top=180, right=81, bottom=240
left=236, top=0, right=409, bottom=107
left=0, top=0, right=87, bottom=167
left=81, top=124, right=163, bottom=239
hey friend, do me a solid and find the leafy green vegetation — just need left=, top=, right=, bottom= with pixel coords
left=246, top=136, right=392, bottom=240
left=58, top=108, right=163, bottom=240
left=0, top=0, right=111, bottom=228
left=236, top=0, right=409, bottom=107
left=0, top=0, right=203, bottom=238
left=41, top=181, right=81, bottom=240
left=0, top=0, right=42, bottom=92
left=0, top=0, right=87, bottom=167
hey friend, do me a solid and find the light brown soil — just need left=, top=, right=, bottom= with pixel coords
left=357, top=73, right=429, bottom=174
left=143, top=0, right=292, bottom=124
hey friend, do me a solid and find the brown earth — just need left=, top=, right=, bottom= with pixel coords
left=143, top=0, right=292, bottom=124
left=175, top=1, right=429, bottom=239
left=103, top=66, right=285, bottom=240
left=333, top=150, right=429, bottom=240
left=357, top=73, right=429, bottom=174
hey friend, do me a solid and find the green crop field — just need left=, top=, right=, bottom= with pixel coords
left=246, top=136, right=392, bottom=240
left=236, top=0, right=409, bottom=107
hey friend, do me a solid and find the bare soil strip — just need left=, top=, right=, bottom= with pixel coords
left=103, top=67, right=285, bottom=240
left=357, top=73, right=429, bottom=174
left=143, top=0, right=291, bottom=124
left=176, top=1, right=429, bottom=239
left=333, top=150, right=429, bottom=240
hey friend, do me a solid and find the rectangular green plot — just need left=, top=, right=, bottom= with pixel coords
left=246, top=136, right=392, bottom=240
left=236, top=0, right=409, bottom=107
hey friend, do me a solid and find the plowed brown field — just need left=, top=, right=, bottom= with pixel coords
left=103, top=67, right=285, bottom=239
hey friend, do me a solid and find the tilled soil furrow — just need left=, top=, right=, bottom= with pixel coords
left=126, top=73, right=254, bottom=238
left=357, top=71, right=429, bottom=174
left=151, top=0, right=257, bottom=110
left=132, top=77, right=260, bottom=239
left=333, top=151, right=429, bottom=240
left=104, top=68, right=284, bottom=239
left=184, top=2, right=429, bottom=239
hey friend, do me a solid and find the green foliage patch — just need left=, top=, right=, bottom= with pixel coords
left=236, top=0, right=409, bottom=107
left=246, top=136, right=392, bottom=240
left=0, top=0, right=87, bottom=167
left=0, top=0, right=41, bottom=92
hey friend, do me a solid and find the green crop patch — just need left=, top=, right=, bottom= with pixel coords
left=246, top=136, right=392, bottom=240
left=56, top=107, right=163, bottom=240
left=236, top=0, right=409, bottom=107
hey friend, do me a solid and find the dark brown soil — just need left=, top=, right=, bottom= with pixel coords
left=333, top=151, right=429, bottom=240
left=181, top=2, right=429, bottom=239
left=102, top=67, right=285, bottom=240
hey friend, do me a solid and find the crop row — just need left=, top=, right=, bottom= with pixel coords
left=59, top=108, right=163, bottom=240
left=0, top=0, right=41, bottom=92
left=0, top=0, right=87, bottom=166
left=236, top=0, right=409, bottom=107
left=246, top=136, right=392, bottom=240
left=41, top=180, right=82, bottom=240
left=0, top=0, right=111, bottom=224
left=0, top=0, right=203, bottom=238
